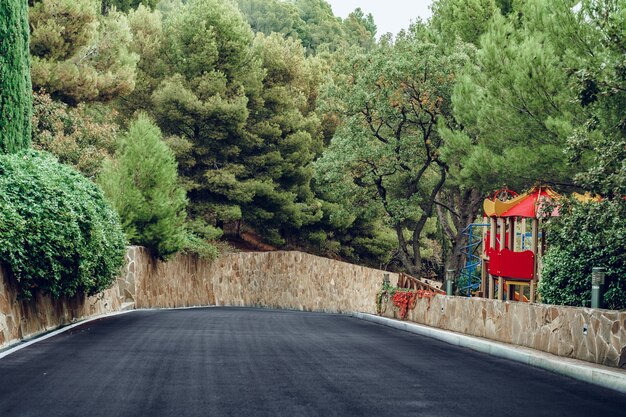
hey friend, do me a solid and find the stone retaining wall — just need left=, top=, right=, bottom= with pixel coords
left=381, top=295, right=626, bottom=368
left=128, top=247, right=396, bottom=314
left=0, top=248, right=397, bottom=350
left=0, top=264, right=124, bottom=348
left=1, top=247, right=625, bottom=369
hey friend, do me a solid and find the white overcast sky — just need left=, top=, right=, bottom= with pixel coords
left=325, top=0, right=434, bottom=37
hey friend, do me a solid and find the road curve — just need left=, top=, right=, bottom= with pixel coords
left=1, top=307, right=625, bottom=417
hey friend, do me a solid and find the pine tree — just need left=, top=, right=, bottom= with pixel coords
left=449, top=1, right=582, bottom=191
left=29, top=0, right=138, bottom=105
left=149, top=0, right=264, bottom=228
left=293, top=0, right=345, bottom=53
left=99, top=114, right=188, bottom=260
left=431, top=0, right=497, bottom=45
left=243, top=33, right=324, bottom=244
left=342, top=8, right=377, bottom=50
left=236, top=0, right=306, bottom=40
left=0, top=0, right=32, bottom=153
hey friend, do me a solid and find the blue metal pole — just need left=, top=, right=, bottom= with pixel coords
left=458, top=223, right=489, bottom=298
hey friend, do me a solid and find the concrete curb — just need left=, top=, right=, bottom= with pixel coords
left=350, top=312, right=626, bottom=394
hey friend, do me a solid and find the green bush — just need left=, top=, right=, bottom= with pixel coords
left=0, top=150, right=126, bottom=299
left=182, top=218, right=221, bottom=259
left=539, top=200, right=626, bottom=310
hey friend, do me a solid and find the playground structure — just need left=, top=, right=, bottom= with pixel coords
left=482, top=186, right=561, bottom=302
left=458, top=186, right=561, bottom=302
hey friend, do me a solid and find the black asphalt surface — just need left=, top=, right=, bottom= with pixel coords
left=1, top=308, right=626, bottom=417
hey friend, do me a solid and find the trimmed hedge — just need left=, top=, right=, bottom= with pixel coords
left=0, top=150, right=126, bottom=299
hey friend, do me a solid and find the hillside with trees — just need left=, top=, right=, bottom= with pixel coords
left=0, top=0, right=623, bottom=307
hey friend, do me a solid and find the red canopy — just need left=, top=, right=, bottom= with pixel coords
left=500, top=187, right=560, bottom=218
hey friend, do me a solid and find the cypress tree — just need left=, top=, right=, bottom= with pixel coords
left=0, top=0, right=32, bottom=153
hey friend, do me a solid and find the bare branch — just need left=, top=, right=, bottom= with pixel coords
left=434, top=200, right=460, bottom=218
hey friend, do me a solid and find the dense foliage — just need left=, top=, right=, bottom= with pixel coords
left=237, top=0, right=376, bottom=53
left=32, top=91, right=119, bottom=177
left=29, top=0, right=138, bottom=105
left=0, top=150, right=126, bottom=299
left=102, top=0, right=158, bottom=14
left=0, top=0, right=32, bottom=153
left=446, top=1, right=581, bottom=192
left=121, top=0, right=339, bottom=252
left=540, top=200, right=626, bottom=310
left=147, top=0, right=266, bottom=229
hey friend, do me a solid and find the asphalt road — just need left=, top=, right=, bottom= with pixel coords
left=1, top=308, right=625, bottom=417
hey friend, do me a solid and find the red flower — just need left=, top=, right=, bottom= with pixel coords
left=392, top=290, right=418, bottom=320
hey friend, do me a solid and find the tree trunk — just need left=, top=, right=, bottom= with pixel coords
left=446, top=234, right=468, bottom=275
left=394, top=223, right=420, bottom=276
left=437, top=188, right=484, bottom=275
